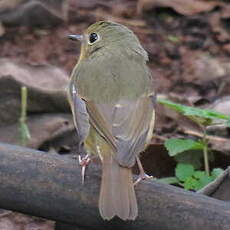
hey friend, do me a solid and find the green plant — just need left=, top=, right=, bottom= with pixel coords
left=19, top=86, right=31, bottom=146
left=158, top=98, right=230, bottom=176
left=158, top=163, right=224, bottom=191
left=157, top=98, right=229, bottom=190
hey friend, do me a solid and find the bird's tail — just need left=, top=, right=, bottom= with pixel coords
left=99, top=155, right=138, bottom=220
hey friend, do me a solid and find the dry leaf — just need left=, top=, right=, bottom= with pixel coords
left=137, top=0, right=221, bottom=16
left=0, top=58, right=69, bottom=126
left=208, top=96, right=230, bottom=116
left=0, top=0, right=68, bottom=27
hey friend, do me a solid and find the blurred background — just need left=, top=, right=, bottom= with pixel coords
left=0, top=0, right=230, bottom=229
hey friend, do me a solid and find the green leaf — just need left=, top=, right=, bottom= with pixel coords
left=158, top=98, right=230, bottom=125
left=175, top=163, right=195, bottom=182
left=183, top=177, right=198, bottom=190
left=193, top=171, right=206, bottom=179
left=22, top=123, right=31, bottom=140
left=174, top=150, right=203, bottom=169
left=165, top=138, right=204, bottom=156
left=211, top=168, right=224, bottom=179
left=19, top=123, right=31, bottom=146
left=157, top=177, right=179, bottom=185
left=195, top=175, right=213, bottom=190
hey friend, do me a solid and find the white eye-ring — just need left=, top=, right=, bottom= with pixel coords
left=88, top=32, right=100, bottom=45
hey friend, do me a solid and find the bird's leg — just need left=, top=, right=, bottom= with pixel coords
left=78, top=154, right=91, bottom=184
left=134, top=156, right=153, bottom=186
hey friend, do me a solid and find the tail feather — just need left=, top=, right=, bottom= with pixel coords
left=99, top=155, right=138, bottom=220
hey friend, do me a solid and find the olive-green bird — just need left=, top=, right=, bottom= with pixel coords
left=68, top=21, right=155, bottom=221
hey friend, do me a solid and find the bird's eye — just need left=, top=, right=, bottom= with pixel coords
left=89, top=33, right=99, bottom=44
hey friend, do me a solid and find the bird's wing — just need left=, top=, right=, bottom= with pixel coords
left=84, top=96, right=155, bottom=168
left=68, top=81, right=90, bottom=153
left=84, top=100, right=117, bottom=153
left=69, top=82, right=154, bottom=167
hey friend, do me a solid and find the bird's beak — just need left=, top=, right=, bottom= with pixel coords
left=68, top=34, right=84, bottom=41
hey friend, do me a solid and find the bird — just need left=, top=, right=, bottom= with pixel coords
left=68, top=21, right=155, bottom=221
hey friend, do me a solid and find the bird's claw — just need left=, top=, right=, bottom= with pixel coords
left=134, top=173, right=153, bottom=186
left=134, top=156, right=154, bottom=186
left=78, top=154, right=91, bottom=184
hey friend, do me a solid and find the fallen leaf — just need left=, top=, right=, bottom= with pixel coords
left=0, top=114, right=75, bottom=149
left=208, top=96, right=230, bottom=116
left=0, top=0, right=68, bottom=27
left=137, top=0, right=222, bottom=16
left=210, top=12, right=230, bottom=44
left=0, top=58, right=69, bottom=126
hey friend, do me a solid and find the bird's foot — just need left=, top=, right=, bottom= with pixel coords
left=134, top=173, right=153, bottom=186
left=78, top=154, right=91, bottom=184
left=134, top=156, right=154, bottom=185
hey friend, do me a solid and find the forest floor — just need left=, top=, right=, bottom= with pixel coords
left=0, top=0, right=229, bottom=229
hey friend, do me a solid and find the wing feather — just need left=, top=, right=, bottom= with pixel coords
left=68, top=82, right=90, bottom=153
left=84, top=97, right=154, bottom=167
left=72, top=53, right=155, bottom=166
